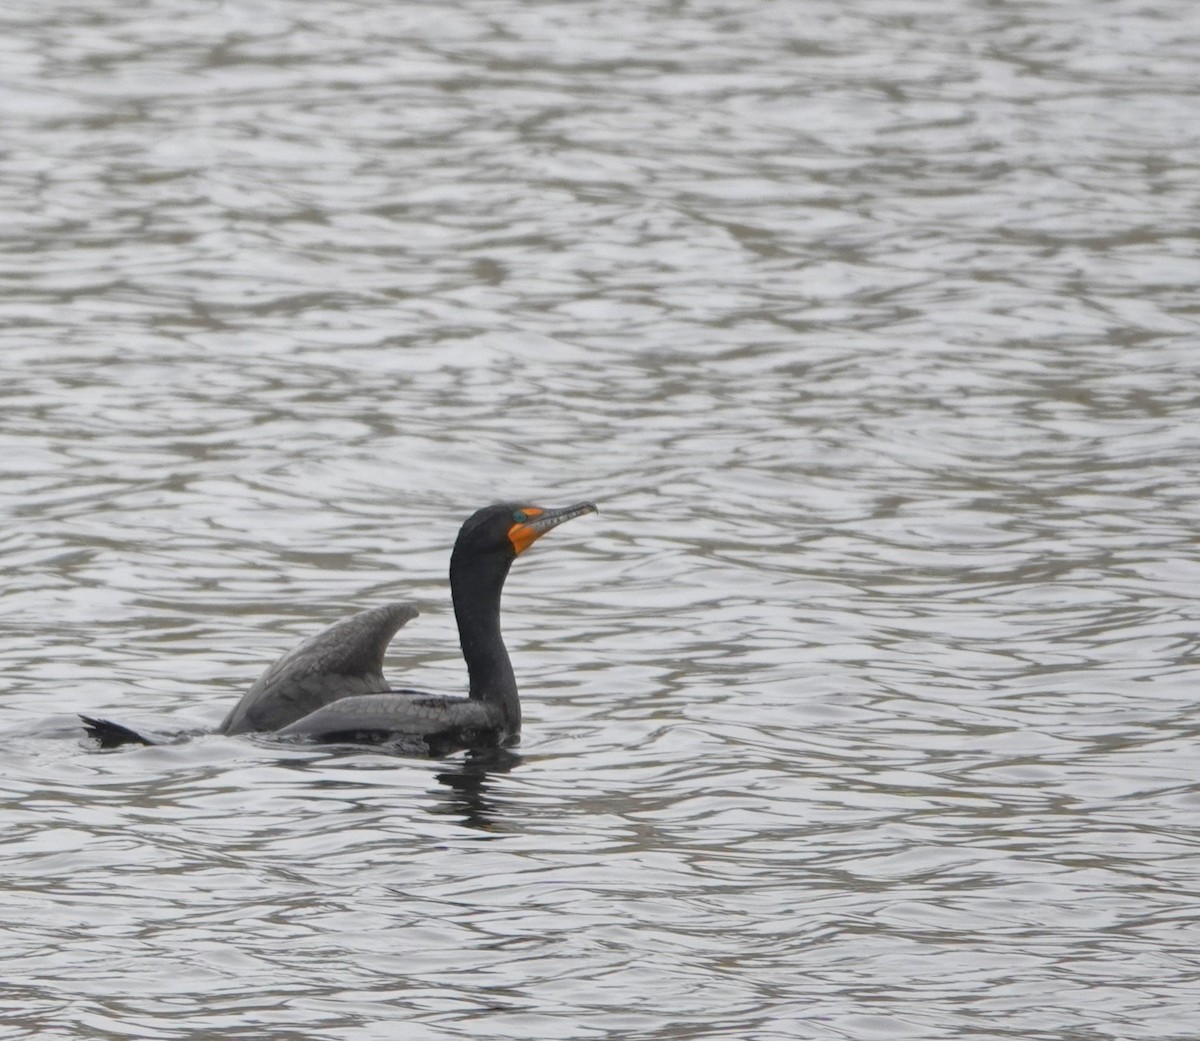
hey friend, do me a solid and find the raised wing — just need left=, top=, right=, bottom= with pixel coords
left=219, top=602, right=419, bottom=735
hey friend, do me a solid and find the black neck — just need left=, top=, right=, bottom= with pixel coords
left=449, top=547, right=519, bottom=731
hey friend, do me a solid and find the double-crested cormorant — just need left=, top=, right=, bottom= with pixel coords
left=82, top=501, right=596, bottom=756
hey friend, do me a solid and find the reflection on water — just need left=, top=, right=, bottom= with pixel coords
left=433, top=749, right=524, bottom=830
left=3, top=0, right=1200, bottom=1038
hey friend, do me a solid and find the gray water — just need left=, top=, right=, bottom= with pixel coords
left=3, top=1, right=1200, bottom=1038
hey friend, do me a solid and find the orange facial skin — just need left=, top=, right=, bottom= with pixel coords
left=506, top=507, right=546, bottom=556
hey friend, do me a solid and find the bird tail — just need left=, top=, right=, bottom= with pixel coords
left=80, top=715, right=156, bottom=749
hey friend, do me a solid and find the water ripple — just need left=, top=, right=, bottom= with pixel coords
left=3, top=0, right=1200, bottom=1038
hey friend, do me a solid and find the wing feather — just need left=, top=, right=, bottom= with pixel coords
left=277, top=692, right=497, bottom=741
left=219, top=602, right=419, bottom=735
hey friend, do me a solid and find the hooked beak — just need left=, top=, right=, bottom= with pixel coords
left=508, top=501, right=598, bottom=556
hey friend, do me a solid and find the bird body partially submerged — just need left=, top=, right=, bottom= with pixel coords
left=276, top=691, right=502, bottom=758
left=82, top=501, right=596, bottom=757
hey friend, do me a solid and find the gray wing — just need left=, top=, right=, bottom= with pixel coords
left=219, top=602, right=419, bottom=735
left=276, top=693, right=499, bottom=741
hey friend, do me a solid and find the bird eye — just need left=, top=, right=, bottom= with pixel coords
left=512, top=510, right=528, bottom=523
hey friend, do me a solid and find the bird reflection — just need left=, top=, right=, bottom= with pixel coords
left=267, top=741, right=523, bottom=830
left=432, top=746, right=522, bottom=830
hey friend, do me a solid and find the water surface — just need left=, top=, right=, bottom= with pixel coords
left=3, top=1, right=1199, bottom=1038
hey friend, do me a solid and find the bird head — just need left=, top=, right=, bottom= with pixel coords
left=454, top=501, right=598, bottom=561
